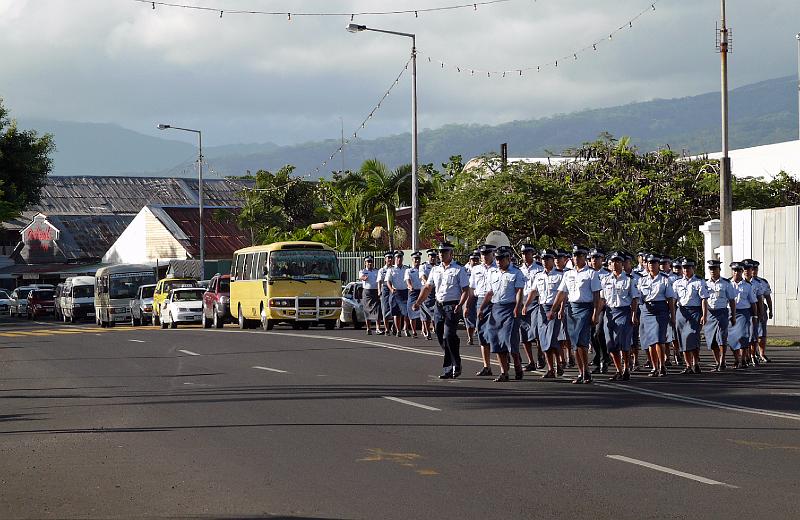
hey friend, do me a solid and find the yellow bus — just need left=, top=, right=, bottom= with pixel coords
left=230, top=241, right=345, bottom=330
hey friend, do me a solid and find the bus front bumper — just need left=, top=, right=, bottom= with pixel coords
left=267, top=308, right=341, bottom=321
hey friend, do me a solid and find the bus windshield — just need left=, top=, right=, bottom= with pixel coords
left=110, top=272, right=156, bottom=299
left=72, top=285, right=94, bottom=298
left=269, top=250, right=340, bottom=280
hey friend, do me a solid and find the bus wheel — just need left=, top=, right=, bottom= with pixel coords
left=238, top=305, right=247, bottom=330
left=324, top=319, right=336, bottom=330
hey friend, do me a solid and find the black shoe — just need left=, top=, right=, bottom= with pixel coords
left=753, top=357, right=760, bottom=367
left=494, top=373, right=509, bottom=382
left=762, top=356, right=772, bottom=363
left=523, top=363, right=535, bottom=372
left=476, top=366, right=493, bottom=377
left=583, top=373, right=593, bottom=384
left=680, top=367, right=693, bottom=375
left=367, top=329, right=372, bottom=335
left=693, top=364, right=702, bottom=374
left=568, top=359, right=576, bottom=368
left=453, top=366, right=462, bottom=378
left=648, top=369, right=658, bottom=377
left=541, top=370, right=555, bottom=379
left=375, top=330, right=384, bottom=335
left=536, top=359, right=546, bottom=370
left=665, top=360, right=673, bottom=367
left=660, top=366, right=667, bottom=376
left=572, top=375, right=584, bottom=384
left=438, top=370, right=453, bottom=379
left=600, top=363, right=609, bottom=374
left=556, top=365, right=564, bottom=376
left=609, top=372, right=622, bottom=381
left=644, top=361, right=652, bottom=369
left=621, top=370, right=631, bottom=381
left=514, top=370, right=524, bottom=380
left=719, top=362, right=727, bottom=371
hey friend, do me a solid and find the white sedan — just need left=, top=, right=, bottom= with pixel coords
left=160, top=288, right=205, bottom=329
left=338, top=281, right=366, bottom=329
left=0, top=290, right=13, bottom=316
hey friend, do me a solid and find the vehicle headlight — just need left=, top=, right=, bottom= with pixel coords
left=269, top=298, right=294, bottom=307
left=144, top=305, right=152, bottom=311
left=320, top=298, right=341, bottom=307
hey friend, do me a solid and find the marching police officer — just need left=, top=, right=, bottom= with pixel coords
left=519, top=244, right=544, bottom=371
left=376, top=252, right=394, bottom=335
left=523, top=249, right=564, bottom=378
left=589, top=248, right=611, bottom=374
left=404, top=251, right=424, bottom=338
left=469, top=244, right=497, bottom=376
left=419, top=249, right=440, bottom=340
left=637, top=254, right=676, bottom=377
left=704, top=259, right=737, bottom=371
left=727, top=262, right=758, bottom=369
left=386, top=251, right=410, bottom=337
left=672, top=259, right=709, bottom=374
left=750, top=261, right=774, bottom=363
left=358, top=255, right=381, bottom=335
left=413, top=242, right=470, bottom=379
left=599, top=251, right=640, bottom=381
left=464, top=250, right=481, bottom=345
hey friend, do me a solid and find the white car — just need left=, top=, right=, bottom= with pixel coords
left=160, top=287, right=205, bottom=329
left=338, top=281, right=365, bottom=329
left=0, top=290, right=13, bottom=315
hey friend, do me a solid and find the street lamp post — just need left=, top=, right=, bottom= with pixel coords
left=157, top=124, right=205, bottom=277
left=796, top=33, right=800, bottom=140
left=347, top=23, right=419, bottom=252
left=717, top=0, right=733, bottom=274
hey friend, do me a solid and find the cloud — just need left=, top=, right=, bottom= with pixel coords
left=0, top=0, right=798, bottom=145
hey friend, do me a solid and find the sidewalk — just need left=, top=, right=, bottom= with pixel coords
left=767, top=326, right=800, bottom=346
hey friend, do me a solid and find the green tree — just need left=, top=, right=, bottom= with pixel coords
left=361, top=159, right=411, bottom=251
left=0, top=99, right=55, bottom=221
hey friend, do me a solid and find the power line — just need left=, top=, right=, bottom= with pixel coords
left=420, top=2, right=659, bottom=79
left=306, top=57, right=413, bottom=178
left=134, top=0, right=517, bottom=19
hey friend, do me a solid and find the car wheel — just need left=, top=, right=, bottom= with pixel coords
left=213, top=308, right=223, bottom=329
left=169, top=313, right=177, bottom=329
left=202, top=309, right=211, bottom=329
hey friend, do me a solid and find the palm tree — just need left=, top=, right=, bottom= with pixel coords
left=361, top=159, right=411, bottom=251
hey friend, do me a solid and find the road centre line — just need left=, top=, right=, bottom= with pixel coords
left=383, top=396, right=441, bottom=411
left=252, top=366, right=288, bottom=374
left=129, top=339, right=146, bottom=343
left=177, top=349, right=200, bottom=356
left=196, top=329, right=800, bottom=423
left=606, top=455, right=738, bottom=488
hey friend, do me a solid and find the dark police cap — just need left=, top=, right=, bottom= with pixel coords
left=426, top=248, right=438, bottom=256
left=411, top=251, right=422, bottom=259
left=393, top=250, right=404, bottom=257
left=607, top=251, right=624, bottom=262
left=730, top=261, right=744, bottom=271
left=742, top=258, right=759, bottom=268
left=659, top=256, right=673, bottom=265
left=520, top=244, right=536, bottom=253
left=437, top=242, right=455, bottom=251
left=478, top=243, right=497, bottom=254
left=637, top=250, right=648, bottom=257
left=707, top=259, right=723, bottom=268
left=495, top=246, right=512, bottom=259
left=384, top=251, right=394, bottom=258
left=588, top=248, right=605, bottom=258
left=540, top=248, right=556, bottom=259
left=680, top=258, right=696, bottom=268
left=572, top=244, right=589, bottom=255
left=555, top=248, right=571, bottom=258
left=469, top=250, right=480, bottom=259
left=364, top=255, right=374, bottom=262
left=645, top=254, right=661, bottom=263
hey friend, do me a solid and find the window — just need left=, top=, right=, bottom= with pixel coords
left=233, top=254, right=244, bottom=280
left=242, top=254, right=253, bottom=281
left=218, top=278, right=230, bottom=293
left=268, top=250, right=340, bottom=280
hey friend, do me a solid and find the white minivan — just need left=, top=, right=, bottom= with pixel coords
left=63, top=276, right=96, bottom=323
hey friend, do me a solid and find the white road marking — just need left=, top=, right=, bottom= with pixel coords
left=607, top=455, right=738, bottom=488
left=772, top=392, right=800, bottom=397
left=605, top=383, right=800, bottom=423
left=178, top=349, right=200, bottom=356
left=383, top=396, right=441, bottom=411
left=181, top=329, right=800, bottom=423
left=252, top=366, right=288, bottom=374
left=128, top=339, right=146, bottom=343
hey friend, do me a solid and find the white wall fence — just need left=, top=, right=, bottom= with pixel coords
left=701, top=205, right=800, bottom=327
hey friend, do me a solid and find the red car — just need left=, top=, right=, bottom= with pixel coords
left=202, top=274, right=231, bottom=329
left=26, top=288, right=56, bottom=319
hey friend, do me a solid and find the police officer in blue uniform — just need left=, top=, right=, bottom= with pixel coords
left=523, top=249, right=564, bottom=378
left=704, top=259, right=737, bottom=371
left=376, top=252, right=394, bottom=335
left=469, top=244, right=497, bottom=376
left=600, top=251, right=640, bottom=381
left=463, top=250, right=481, bottom=345
left=413, top=242, right=471, bottom=379
left=404, top=251, right=424, bottom=338
left=419, top=249, right=439, bottom=340
left=672, top=259, right=709, bottom=374
left=728, top=261, right=758, bottom=369
left=519, top=244, right=544, bottom=371
left=359, top=255, right=381, bottom=335
left=589, top=248, right=611, bottom=374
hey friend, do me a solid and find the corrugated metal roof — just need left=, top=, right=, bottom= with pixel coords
left=30, top=176, right=254, bottom=215
left=150, top=206, right=251, bottom=260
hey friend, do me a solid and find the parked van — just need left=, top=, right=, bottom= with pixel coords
left=95, top=264, right=156, bottom=327
left=10, top=284, right=54, bottom=317
left=63, top=276, right=95, bottom=323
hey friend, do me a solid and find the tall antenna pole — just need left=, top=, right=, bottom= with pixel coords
left=717, top=0, right=733, bottom=273
left=340, top=116, right=345, bottom=173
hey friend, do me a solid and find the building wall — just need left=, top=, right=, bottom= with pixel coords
left=102, top=207, right=187, bottom=264
left=705, top=205, right=800, bottom=327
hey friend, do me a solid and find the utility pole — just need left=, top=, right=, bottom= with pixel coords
left=796, top=33, right=800, bottom=140
left=717, top=0, right=733, bottom=273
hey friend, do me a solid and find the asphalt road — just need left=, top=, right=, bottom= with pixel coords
left=1, top=317, right=799, bottom=520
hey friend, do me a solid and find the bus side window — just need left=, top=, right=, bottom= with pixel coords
left=233, top=254, right=243, bottom=280
left=252, top=252, right=265, bottom=280
left=242, top=254, right=252, bottom=281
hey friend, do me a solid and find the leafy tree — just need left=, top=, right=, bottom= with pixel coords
left=0, top=99, right=55, bottom=221
left=361, top=159, right=411, bottom=251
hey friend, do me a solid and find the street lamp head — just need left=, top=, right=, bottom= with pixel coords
left=346, top=23, right=367, bottom=33
left=157, top=124, right=171, bottom=130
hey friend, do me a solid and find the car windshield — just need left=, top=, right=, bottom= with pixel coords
left=110, top=272, right=157, bottom=299
left=218, top=278, right=230, bottom=292
left=173, top=289, right=205, bottom=301
left=0, top=291, right=9, bottom=299
left=72, top=285, right=94, bottom=298
left=268, top=250, right=340, bottom=280
left=34, top=290, right=55, bottom=300
left=140, top=286, right=155, bottom=298
left=165, top=280, right=197, bottom=292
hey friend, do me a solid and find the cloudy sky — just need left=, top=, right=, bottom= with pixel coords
left=1, top=0, right=798, bottom=146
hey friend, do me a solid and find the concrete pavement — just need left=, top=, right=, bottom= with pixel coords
left=1, top=318, right=799, bottom=519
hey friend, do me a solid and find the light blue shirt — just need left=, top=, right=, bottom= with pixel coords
left=601, top=272, right=640, bottom=308
left=532, top=268, right=564, bottom=306
left=386, top=265, right=408, bottom=289
left=469, top=262, right=497, bottom=299
left=706, top=277, right=737, bottom=310
left=673, top=275, right=709, bottom=307
left=427, top=261, right=470, bottom=303
left=754, top=277, right=772, bottom=297
left=359, top=268, right=379, bottom=290
left=404, top=267, right=423, bottom=291
left=488, top=265, right=526, bottom=305
left=520, top=262, right=544, bottom=303
left=557, top=265, right=602, bottom=303
left=732, top=279, right=758, bottom=310
left=637, top=273, right=676, bottom=302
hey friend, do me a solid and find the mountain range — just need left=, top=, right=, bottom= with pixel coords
left=18, top=75, right=800, bottom=178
